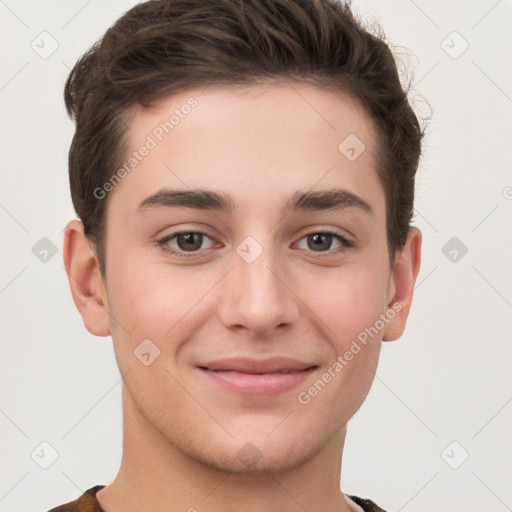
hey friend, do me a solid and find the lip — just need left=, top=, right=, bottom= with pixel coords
left=197, top=357, right=318, bottom=397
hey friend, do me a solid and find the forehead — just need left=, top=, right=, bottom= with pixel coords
left=108, top=81, right=385, bottom=221
left=130, top=80, right=377, bottom=152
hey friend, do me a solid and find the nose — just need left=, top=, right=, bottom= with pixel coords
left=216, top=239, right=300, bottom=337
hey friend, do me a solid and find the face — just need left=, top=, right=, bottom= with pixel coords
left=95, top=81, right=399, bottom=473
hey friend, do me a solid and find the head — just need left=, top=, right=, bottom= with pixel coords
left=64, top=0, right=423, bottom=474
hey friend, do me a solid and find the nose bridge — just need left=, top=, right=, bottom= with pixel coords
left=217, top=234, right=298, bottom=334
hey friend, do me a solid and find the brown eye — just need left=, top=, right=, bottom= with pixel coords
left=176, top=232, right=204, bottom=252
left=307, top=233, right=334, bottom=251
left=158, top=230, right=216, bottom=258
left=295, top=231, right=353, bottom=255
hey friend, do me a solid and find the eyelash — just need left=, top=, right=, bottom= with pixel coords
left=156, top=228, right=354, bottom=259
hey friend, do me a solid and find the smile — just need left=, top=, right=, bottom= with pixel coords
left=197, top=357, right=318, bottom=397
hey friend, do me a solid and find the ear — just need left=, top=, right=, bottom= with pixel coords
left=382, top=227, right=422, bottom=342
left=63, top=219, right=111, bottom=337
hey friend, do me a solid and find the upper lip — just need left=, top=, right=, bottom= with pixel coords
left=198, top=357, right=317, bottom=374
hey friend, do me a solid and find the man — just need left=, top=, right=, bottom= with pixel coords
left=49, top=0, right=423, bottom=510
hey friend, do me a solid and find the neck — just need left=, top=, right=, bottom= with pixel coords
left=96, top=384, right=359, bottom=512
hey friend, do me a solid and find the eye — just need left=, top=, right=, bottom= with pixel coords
left=157, top=230, right=216, bottom=258
left=295, top=230, right=353, bottom=255
left=156, top=228, right=354, bottom=259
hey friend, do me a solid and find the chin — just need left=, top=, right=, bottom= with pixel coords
left=171, top=422, right=329, bottom=475
left=190, top=440, right=319, bottom=475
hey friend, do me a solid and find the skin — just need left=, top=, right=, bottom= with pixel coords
left=64, top=81, right=421, bottom=512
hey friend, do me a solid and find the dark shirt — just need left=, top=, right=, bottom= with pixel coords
left=47, top=485, right=388, bottom=511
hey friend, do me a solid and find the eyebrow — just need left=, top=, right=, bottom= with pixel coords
left=136, top=187, right=373, bottom=217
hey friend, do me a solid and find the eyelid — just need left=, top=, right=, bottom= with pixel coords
left=295, top=225, right=353, bottom=241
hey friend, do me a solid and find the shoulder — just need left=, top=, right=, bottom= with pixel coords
left=47, top=485, right=106, bottom=512
left=347, top=494, right=389, bottom=512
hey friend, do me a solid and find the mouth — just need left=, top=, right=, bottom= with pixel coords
left=197, top=357, right=318, bottom=397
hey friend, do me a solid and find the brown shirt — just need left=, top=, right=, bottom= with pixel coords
left=47, top=485, right=389, bottom=512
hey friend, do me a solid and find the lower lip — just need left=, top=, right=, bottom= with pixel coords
left=198, top=367, right=317, bottom=397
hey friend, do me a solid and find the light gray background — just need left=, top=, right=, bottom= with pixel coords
left=1, top=1, right=511, bottom=511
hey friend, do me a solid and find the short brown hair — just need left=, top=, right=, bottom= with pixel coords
left=64, top=0, right=425, bottom=276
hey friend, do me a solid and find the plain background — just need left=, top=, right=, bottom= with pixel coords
left=1, top=1, right=511, bottom=511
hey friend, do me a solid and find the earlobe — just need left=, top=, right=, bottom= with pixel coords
left=63, top=219, right=111, bottom=337
left=382, top=227, right=422, bottom=342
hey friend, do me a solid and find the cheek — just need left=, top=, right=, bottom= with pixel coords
left=107, top=253, right=217, bottom=342
left=313, top=265, right=388, bottom=410
left=297, top=268, right=386, bottom=417
left=300, top=264, right=389, bottom=348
